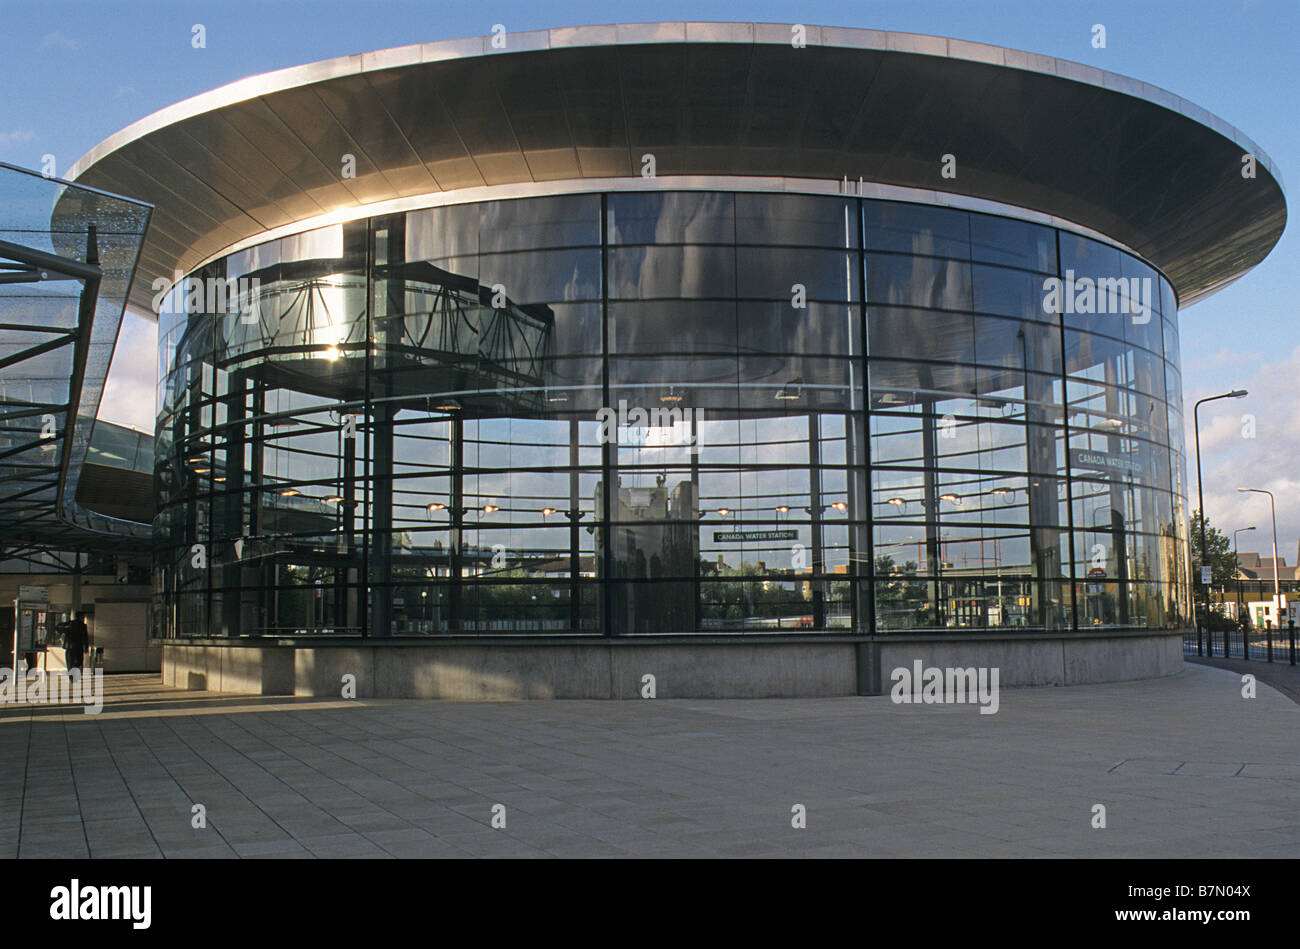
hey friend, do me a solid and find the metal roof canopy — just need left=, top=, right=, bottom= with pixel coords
left=63, top=22, right=1287, bottom=315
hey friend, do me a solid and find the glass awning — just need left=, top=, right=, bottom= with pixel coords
left=0, top=160, right=152, bottom=552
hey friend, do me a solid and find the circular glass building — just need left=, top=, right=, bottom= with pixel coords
left=69, top=23, right=1286, bottom=696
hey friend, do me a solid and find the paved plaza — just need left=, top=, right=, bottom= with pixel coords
left=1, top=661, right=1296, bottom=858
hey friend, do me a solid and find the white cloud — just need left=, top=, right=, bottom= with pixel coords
left=1185, top=344, right=1300, bottom=560
left=97, top=315, right=157, bottom=434
left=0, top=128, right=37, bottom=149
left=40, top=31, right=82, bottom=51
left=1181, top=347, right=1265, bottom=373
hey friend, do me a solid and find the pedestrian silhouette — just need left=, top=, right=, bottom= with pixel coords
left=64, top=615, right=89, bottom=670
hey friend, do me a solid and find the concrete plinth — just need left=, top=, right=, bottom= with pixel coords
left=162, top=631, right=1185, bottom=699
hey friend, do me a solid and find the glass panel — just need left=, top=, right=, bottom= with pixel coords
left=868, top=308, right=974, bottom=364
left=736, top=246, right=858, bottom=301
left=405, top=203, right=479, bottom=260
left=607, top=191, right=734, bottom=244
left=609, top=245, right=736, bottom=299
left=738, top=301, right=857, bottom=356
left=735, top=192, right=858, bottom=248
left=864, top=201, right=970, bottom=258
left=867, top=255, right=972, bottom=310
left=478, top=194, right=601, bottom=251
left=477, top=248, right=601, bottom=302
left=972, top=264, right=1052, bottom=319
left=969, top=213, right=1056, bottom=273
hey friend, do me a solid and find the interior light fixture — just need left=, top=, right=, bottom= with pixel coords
left=659, top=386, right=684, bottom=404
left=888, top=497, right=905, bottom=506
left=541, top=507, right=557, bottom=516
left=830, top=501, right=848, bottom=511
left=279, top=488, right=300, bottom=497
left=434, top=398, right=462, bottom=412
left=483, top=504, right=500, bottom=514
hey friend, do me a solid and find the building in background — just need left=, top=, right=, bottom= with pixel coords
left=1226, top=551, right=1297, bottom=627
left=51, top=23, right=1288, bottom=696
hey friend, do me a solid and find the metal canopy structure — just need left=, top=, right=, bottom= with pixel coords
left=65, top=22, right=1286, bottom=315
left=0, top=161, right=152, bottom=558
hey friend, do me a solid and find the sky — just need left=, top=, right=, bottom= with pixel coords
left=1, top=0, right=1296, bottom=559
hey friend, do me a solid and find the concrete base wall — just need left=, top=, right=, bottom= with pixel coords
left=161, top=645, right=293, bottom=694
left=93, top=602, right=160, bottom=672
left=873, top=633, right=1184, bottom=691
left=162, top=632, right=1184, bottom=699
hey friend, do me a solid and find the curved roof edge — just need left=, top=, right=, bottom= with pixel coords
left=65, top=22, right=1286, bottom=314
left=66, top=21, right=1283, bottom=189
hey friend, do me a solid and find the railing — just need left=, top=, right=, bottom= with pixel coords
left=1183, top=621, right=1297, bottom=664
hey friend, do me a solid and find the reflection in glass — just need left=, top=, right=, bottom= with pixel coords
left=155, top=191, right=1191, bottom=638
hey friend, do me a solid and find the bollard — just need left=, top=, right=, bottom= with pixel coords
left=1290, top=619, right=1296, bottom=666
left=1266, top=621, right=1273, bottom=663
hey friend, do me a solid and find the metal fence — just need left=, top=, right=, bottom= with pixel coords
left=1182, top=621, right=1298, bottom=663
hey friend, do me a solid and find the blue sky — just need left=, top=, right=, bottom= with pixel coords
left=2, top=0, right=1295, bottom=557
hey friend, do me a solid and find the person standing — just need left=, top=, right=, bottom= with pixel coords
left=65, top=614, right=89, bottom=670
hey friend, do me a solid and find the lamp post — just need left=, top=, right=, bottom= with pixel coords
left=1193, top=389, right=1248, bottom=655
left=1238, top=488, right=1280, bottom=660
left=1233, top=526, right=1255, bottom=655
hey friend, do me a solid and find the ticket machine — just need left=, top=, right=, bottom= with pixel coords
left=12, top=586, right=62, bottom=674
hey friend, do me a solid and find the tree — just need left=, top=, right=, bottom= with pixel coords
left=874, top=554, right=928, bottom=627
left=1190, top=510, right=1240, bottom=604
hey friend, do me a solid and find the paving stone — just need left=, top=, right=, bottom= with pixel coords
left=1, top=666, right=1298, bottom=858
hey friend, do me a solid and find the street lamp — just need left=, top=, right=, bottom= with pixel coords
left=1233, top=525, right=1256, bottom=645
left=1193, top=389, right=1248, bottom=653
left=1238, top=487, right=1281, bottom=658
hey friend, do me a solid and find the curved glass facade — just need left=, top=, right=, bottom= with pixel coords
left=154, top=191, right=1191, bottom=638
